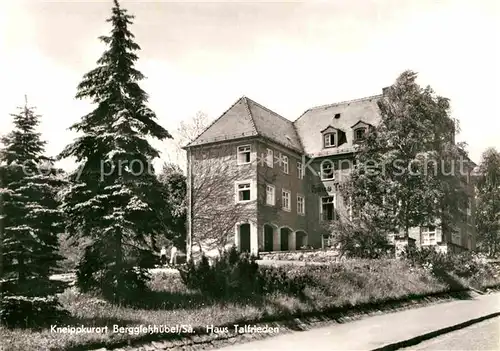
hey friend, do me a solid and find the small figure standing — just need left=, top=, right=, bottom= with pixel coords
left=160, top=246, right=167, bottom=266
left=170, top=245, right=178, bottom=266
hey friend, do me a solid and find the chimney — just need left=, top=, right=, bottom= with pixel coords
left=382, top=86, right=390, bottom=95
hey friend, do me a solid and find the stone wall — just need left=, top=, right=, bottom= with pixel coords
left=259, top=248, right=342, bottom=262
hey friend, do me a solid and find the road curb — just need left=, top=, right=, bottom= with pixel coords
left=371, top=311, right=500, bottom=351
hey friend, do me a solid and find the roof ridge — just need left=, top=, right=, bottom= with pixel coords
left=309, top=94, right=383, bottom=111
left=242, top=96, right=259, bottom=135
left=294, top=93, right=383, bottom=123
left=245, top=96, right=304, bottom=152
left=245, top=97, right=293, bottom=125
left=185, top=96, right=246, bottom=148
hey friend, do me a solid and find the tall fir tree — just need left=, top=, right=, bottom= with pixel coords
left=342, top=71, right=469, bottom=241
left=58, top=0, right=172, bottom=301
left=0, top=97, right=67, bottom=327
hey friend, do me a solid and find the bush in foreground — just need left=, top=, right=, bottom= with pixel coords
left=0, top=296, right=70, bottom=329
left=403, top=247, right=500, bottom=289
left=76, top=245, right=151, bottom=303
left=179, top=247, right=308, bottom=298
left=326, top=219, right=393, bottom=259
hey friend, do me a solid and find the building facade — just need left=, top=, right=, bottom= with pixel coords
left=184, top=90, right=476, bottom=257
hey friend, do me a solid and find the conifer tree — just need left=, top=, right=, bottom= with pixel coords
left=0, top=97, right=67, bottom=328
left=58, top=0, right=172, bottom=301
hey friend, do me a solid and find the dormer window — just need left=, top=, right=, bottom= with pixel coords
left=355, top=128, right=366, bottom=141
left=351, top=120, right=372, bottom=144
left=324, top=133, right=335, bottom=148
left=321, top=125, right=343, bottom=148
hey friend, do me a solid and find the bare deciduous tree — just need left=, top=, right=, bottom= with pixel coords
left=175, top=111, right=213, bottom=171
left=189, top=144, right=255, bottom=258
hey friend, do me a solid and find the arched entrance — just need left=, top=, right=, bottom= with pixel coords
left=263, top=224, right=275, bottom=252
left=295, top=231, right=307, bottom=250
left=280, top=227, right=291, bottom=251
left=238, top=223, right=251, bottom=252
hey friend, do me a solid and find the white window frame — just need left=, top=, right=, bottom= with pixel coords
left=297, top=194, right=305, bottom=216
left=324, top=133, right=335, bottom=148
left=421, top=226, right=437, bottom=246
left=237, top=145, right=251, bottom=165
left=235, top=180, right=253, bottom=203
left=265, top=148, right=273, bottom=168
left=282, top=189, right=291, bottom=212
left=320, top=195, right=336, bottom=221
left=281, top=153, right=289, bottom=174
left=321, top=161, right=335, bottom=180
left=265, top=184, right=275, bottom=206
left=297, top=161, right=304, bottom=179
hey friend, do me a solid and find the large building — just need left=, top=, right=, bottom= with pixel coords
left=184, top=88, right=476, bottom=257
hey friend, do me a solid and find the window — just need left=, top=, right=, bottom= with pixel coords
left=297, top=162, right=304, bottom=179
left=355, top=128, right=366, bottom=141
left=266, top=184, right=275, bottom=206
left=297, top=194, right=305, bottom=215
left=237, top=145, right=251, bottom=164
left=321, top=196, right=336, bottom=221
left=266, top=148, right=273, bottom=168
left=235, top=181, right=252, bottom=203
left=324, top=133, right=335, bottom=148
left=321, top=161, right=335, bottom=180
left=280, top=153, right=289, bottom=174
left=421, top=226, right=437, bottom=246
left=282, top=189, right=291, bottom=211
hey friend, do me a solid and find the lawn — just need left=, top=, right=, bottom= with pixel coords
left=0, top=258, right=497, bottom=351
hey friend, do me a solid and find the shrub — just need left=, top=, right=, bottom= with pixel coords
left=75, top=245, right=151, bottom=303
left=179, top=247, right=307, bottom=298
left=327, top=220, right=392, bottom=259
left=179, top=247, right=259, bottom=298
left=257, top=266, right=313, bottom=296
left=0, top=295, right=70, bottom=329
left=402, top=247, right=500, bottom=288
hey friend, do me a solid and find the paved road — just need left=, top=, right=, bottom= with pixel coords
left=215, top=292, right=500, bottom=351
left=403, top=317, right=500, bottom=350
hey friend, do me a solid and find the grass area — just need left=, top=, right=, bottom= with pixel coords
left=1, top=258, right=498, bottom=351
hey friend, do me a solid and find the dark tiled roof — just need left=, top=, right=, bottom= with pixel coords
left=187, top=97, right=303, bottom=152
left=246, top=98, right=303, bottom=152
left=186, top=97, right=258, bottom=147
left=186, top=93, right=383, bottom=157
left=294, top=95, right=382, bottom=156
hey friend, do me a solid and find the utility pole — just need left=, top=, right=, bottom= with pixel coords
left=186, top=147, right=193, bottom=262
left=0, top=160, right=4, bottom=298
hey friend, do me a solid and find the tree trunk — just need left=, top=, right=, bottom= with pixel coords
left=115, top=230, right=123, bottom=301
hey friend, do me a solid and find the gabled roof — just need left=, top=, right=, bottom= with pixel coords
left=186, top=96, right=303, bottom=152
left=294, top=95, right=382, bottom=156
left=185, top=91, right=384, bottom=157
left=186, top=97, right=258, bottom=148
left=320, top=125, right=343, bottom=133
left=351, top=120, right=373, bottom=128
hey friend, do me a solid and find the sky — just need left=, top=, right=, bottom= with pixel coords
left=1, top=0, right=499, bottom=171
